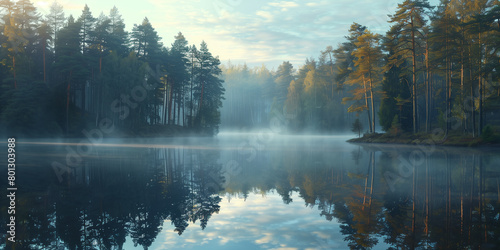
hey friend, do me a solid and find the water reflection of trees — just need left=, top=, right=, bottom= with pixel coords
left=312, top=146, right=499, bottom=249
left=223, top=144, right=500, bottom=249
left=2, top=146, right=223, bottom=250
left=2, top=142, right=500, bottom=249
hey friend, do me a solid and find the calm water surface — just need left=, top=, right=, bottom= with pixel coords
left=2, top=133, right=500, bottom=249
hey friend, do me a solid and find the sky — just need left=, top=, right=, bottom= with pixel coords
left=32, top=0, right=440, bottom=70
left=124, top=191, right=386, bottom=249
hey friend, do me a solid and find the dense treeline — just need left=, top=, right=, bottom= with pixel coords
left=0, top=1, right=224, bottom=137
left=2, top=0, right=499, bottom=137
left=220, top=59, right=349, bottom=131
left=221, top=0, right=500, bottom=136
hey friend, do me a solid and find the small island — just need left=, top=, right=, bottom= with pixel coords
left=348, top=125, right=500, bottom=147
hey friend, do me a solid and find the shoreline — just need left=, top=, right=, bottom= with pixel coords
left=347, top=132, right=500, bottom=147
left=1, top=125, right=214, bottom=139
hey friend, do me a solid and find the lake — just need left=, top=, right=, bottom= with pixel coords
left=2, top=132, right=500, bottom=249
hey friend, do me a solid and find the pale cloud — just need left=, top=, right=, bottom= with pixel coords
left=254, top=232, right=273, bottom=244
left=256, top=10, right=274, bottom=21
left=269, top=1, right=299, bottom=8
left=269, top=1, right=299, bottom=11
left=305, top=2, right=320, bottom=7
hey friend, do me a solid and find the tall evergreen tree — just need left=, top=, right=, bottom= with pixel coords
left=131, top=17, right=162, bottom=65
left=77, top=4, right=95, bottom=54
left=193, top=41, right=225, bottom=134
left=108, top=6, right=128, bottom=56
left=168, top=32, right=189, bottom=125
left=274, top=61, right=295, bottom=107
left=388, top=0, right=432, bottom=133
left=46, top=1, right=64, bottom=49
left=35, top=20, right=52, bottom=82
left=339, top=23, right=371, bottom=131
left=54, top=15, right=87, bottom=133
left=351, top=30, right=383, bottom=133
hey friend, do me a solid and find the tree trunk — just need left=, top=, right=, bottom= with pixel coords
left=461, top=22, right=466, bottom=134
left=328, top=52, right=335, bottom=99
left=425, top=40, right=430, bottom=133
left=168, top=81, right=173, bottom=125
left=411, top=15, right=418, bottom=134
left=368, top=69, right=375, bottom=133
left=173, top=91, right=177, bottom=125
left=478, top=31, right=483, bottom=136
left=13, top=56, right=17, bottom=88
left=177, top=90, right=181, bottom=125
left=163, top=80, right=168, bottom=125
left=444, top=16, right=451, bottom=136
left=470, top=43, right=476, bottom=138
left=190, top=53, right=195, bottom=128
left=199, top=80, right=205, bottom=113
left=66, top=71, right=72, bottom=134
left=43, top=40, right=46, bottom=83
left=362, top=75, right=372, bottom=133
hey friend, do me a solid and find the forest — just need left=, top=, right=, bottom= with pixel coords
left=1, top=0, right=500, bottom=139
left=221, top=0, right=500, bottom=140
left=0, top=1, right=225, bottom=137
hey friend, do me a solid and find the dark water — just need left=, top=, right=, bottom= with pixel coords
left=1, top=133, right=500, bottom=249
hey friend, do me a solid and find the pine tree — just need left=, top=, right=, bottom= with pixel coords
left=54, top=15, right=87, bottom=133
left=108, top=6, right=128, bottom=56
left=274, top=61, right=295, bottom=107
left=78, top=4, right=95, bottom=54
left=36, top=21, right=52, bottom=82
left=388, top=0, right=432, bottom=133
left=168, top=32, right=189, bottom=125
left=351, top=118, right=363, bottom=137
left=3, top=0, right=40, bottom=87
left=430, top=0, right=461, bottom=136
left=193, top=41, right=225, bottom=134
left=46, top=1, right=64, bottom=49
left=284, top=79, right=302, bottom=129
left=334, top=23, right=367, bottom=94
left=188, top=44, right=198, bottom=127
left=131, top=17, right=162, bottom=65
left=337, top=23, right=370, bottom=131
left=379, top=21, right=413, bottom=132
left=352, top=30, right=383, bottom=133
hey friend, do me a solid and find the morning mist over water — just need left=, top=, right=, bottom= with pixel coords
left=2, top=0, right=500, bottom=249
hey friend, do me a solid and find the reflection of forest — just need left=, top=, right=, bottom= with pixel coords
left=2, top=143, right=500, bottom=249
left=223, top=144, right=500, bottom=249
left=1, top=146, right=224, bottom=249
